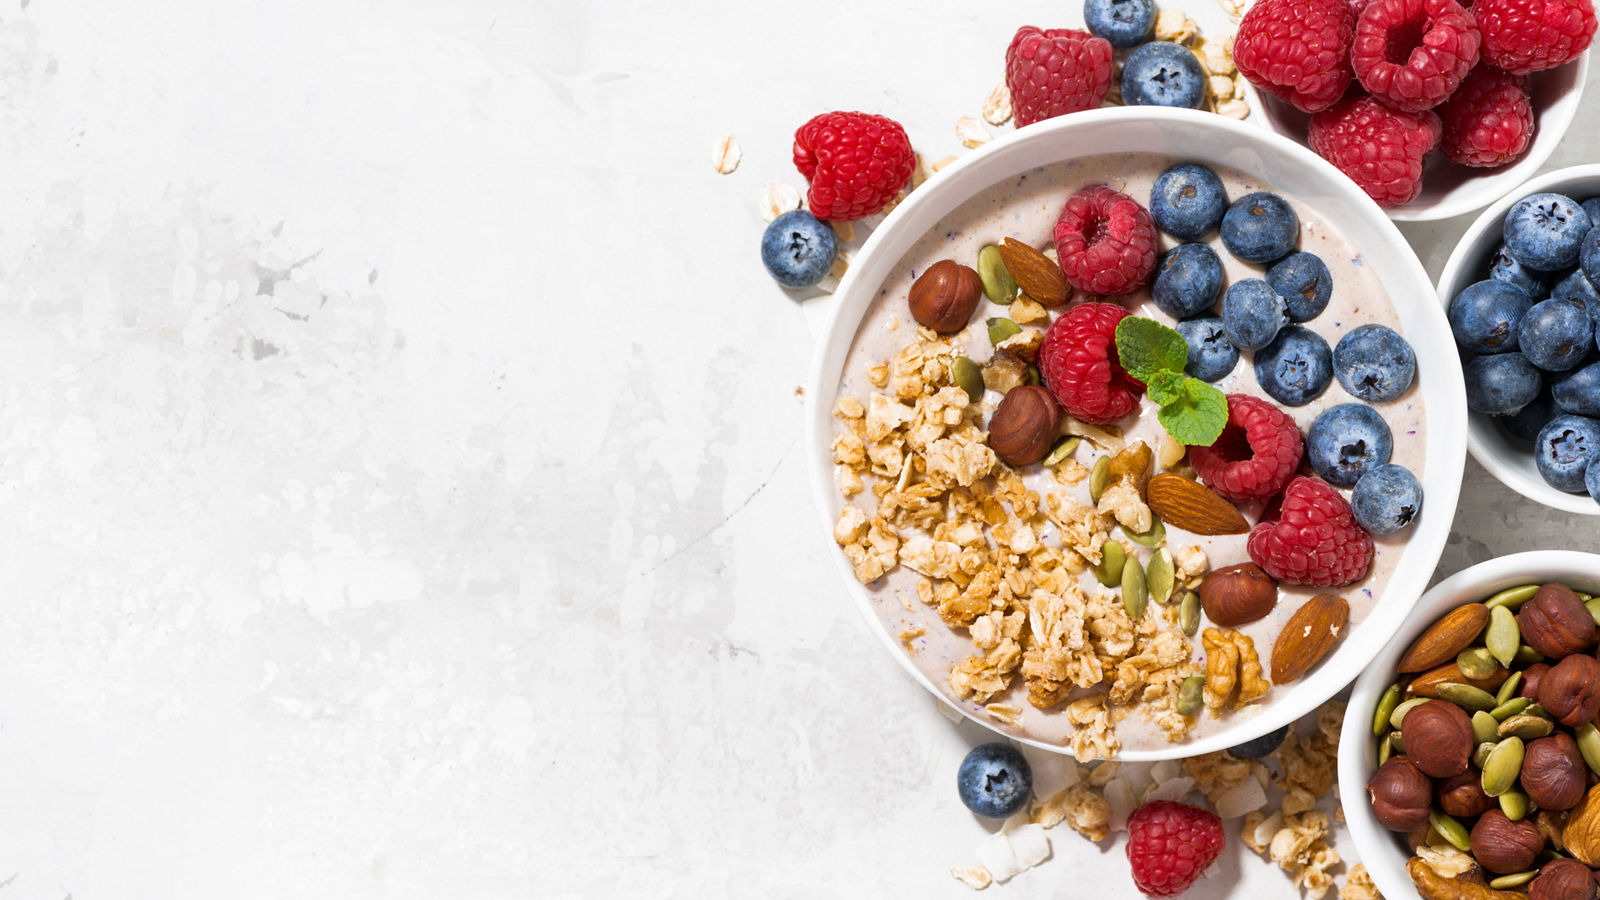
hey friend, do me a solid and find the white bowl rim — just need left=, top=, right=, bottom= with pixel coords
left=1435, top=163, right=1600, bottom=516
left=805, top=105, right=1466, bottom=760
left=1339, top=551, right=1600, bottom=900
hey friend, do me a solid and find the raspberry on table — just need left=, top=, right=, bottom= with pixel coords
left=1052, top=185, right=1159, bottom=295
left=1038, top=302, right=1146, bottom=424
left=1476, top=0, right=1598, bottom=74
left=1005, top=26, right=1116, bottom=127
left=1124, top=801, right=1225, bottom=897
left=1440, top=66, right=1535, bottom=167
left=1190, top=394, right=1304, bottom=504
left=1351, top=0, right=1481, bottom=112
left=792, top=111, right=915, bottom=221
left=1234, top=0, right=1357, bottom=113
left=1247, top=476, right=1375, bottom=587
left=1308, top=95, right=1441, bottom=208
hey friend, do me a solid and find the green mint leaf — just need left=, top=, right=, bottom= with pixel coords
left=1156, top=377, right=1229, bottom=446
left=1115, top=316, right=1190, bottom=383
left=1144, top=370, right=1187, bottom=407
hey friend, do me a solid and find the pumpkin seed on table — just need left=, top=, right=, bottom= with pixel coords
left=1378, top=733, right=1393, bottom=764
left=1489, top=871, right=1538, bottom=889
left=987, top=316, right=1022, bottom=345
left=1482, top=737, right=1525, bottom=797
left=1089, top=456, right=1111, bottom=503
left=1096, top=541, right=1126, bottom=587
left=1586, top=597, right=1600, bottom=627
left=1474, top=741, right=1495, bottom=769
left=1146, top=549, right=1175, bottom=605
left=1496, top=671, right=1523, bottom=706
left=951, top=357, right=985, bottom=402
left=1486, top=584, right=1539, bottom=610
left=1457, top=647, right=1499, bottom=680
left=976, top=244, right=1018, bottom=304
left=1499, top=714, right=1553, bottom=740
left=1490, top=696, right=1530, bottom=721
left=1430, top=810, right=1472, bottom=852
left=1486, top=605, right=1520, bottom=668
left=1042, top=436, right=1080, bottom=467
left=1179, top=591, right=1200, bottom=636
left=1514, top=645, right=1545, bottom=666
left=1177, top=675, right=1205, bottom=716
left=1499, top=788, right=1529, bottom=821
left=1374, top=683, right=1402, bottom=737
left=1391, top=731, right=1405, bottom=754
left=1577, top=723, right=1600, bottom=776
left=1122, top=556, right=1148, bottom=619
left=1123, top=517, right=1166, bottom=548
left=1438, top=682, right=1498, bottom=712
left=1472, top=710, right=1500, bottom=744
left=1390, top=697, right=1430, bottom=730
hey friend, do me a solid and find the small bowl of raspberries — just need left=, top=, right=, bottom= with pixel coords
left=1235, top=0, right=1593, bottom=220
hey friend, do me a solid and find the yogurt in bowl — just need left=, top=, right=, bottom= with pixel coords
left=806, top=107, right=1466, bottom=760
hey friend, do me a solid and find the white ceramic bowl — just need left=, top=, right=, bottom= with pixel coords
left=1251, top=55, right=1589, bottom=222
left=1436, top=164, right=1600, bottom=516
left=1340, top=551, right=1600, bottom=900
left=805, top=106, right=1467, bottom=759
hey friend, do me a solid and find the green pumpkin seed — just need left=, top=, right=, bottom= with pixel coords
left=1043, top=436, right=1080, bottom=467
left=1095, top=540, right=1125, bottom=587
left=1147, top=549, right=1175, bottom=605
left=1498, top=714, right=1553, bottom=741
left=1472, top=710, right=1500, bottom=745
left=1487, top=606, right=1520, bottom=669
left=951, top=357, right=984, bottom=402
left=1391, top=697, right=1430, bottom=730
left=1438, top=682, right=1498, bottom=712
left=987, top=317, right=1022, bottom=346
left=1486, top=584, right=1540, bottom=610
left=1027, top=364, right=1041, bottom=386
left=1378, top=732, right=1393, bottom=765
left=1586, top=597, right=1600, bottom=627
left=1526, top=704, right=1550, bottom=719
left=1482, top=736, right=1525, bottom=797
left=1122, top=557, right=1148, bottom=620
left=1177, top=675, right=1205, bottom=717
left=1430, top=810, right=1472, bottom=852
left=1123, top=517, right=1166, bottom=548
left=1180, top=591, right=1201, bottom=637
left=1497, top=671, right=1523, bottom=706
left=1492, top=696, right=1532, bottom=721
left=1374, top=683, right=1402, bottom=737
left=1515, top=644, right=1546, bottom=666
left=1576, top=723, right=1600, bottom=777
left=1089, top=456, right=1111, bottom=504
left=1457, top=647, right=1499, bottom=680
left=1474, top=741, right=1496, bottom=769
left=1488, top=871, right=1537, bottom=890
left=1541, top=849, right=1568, bottom=863
left=1499, top=789, right=1529, bottom=822
left=1391, top=731, right=1405, bottom=754
left=977, top=245, right=1019, bottom=305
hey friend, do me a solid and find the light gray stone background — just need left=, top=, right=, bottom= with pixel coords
left=0, top=1, right=1592, bottom=898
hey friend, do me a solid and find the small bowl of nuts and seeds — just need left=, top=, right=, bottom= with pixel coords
left=1340, top=551, right=1600, bottom=900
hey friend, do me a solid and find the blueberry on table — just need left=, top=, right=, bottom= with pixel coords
left=957, top=742, right=1033, bottom=819
left=1254, top=326, right=1333, bottom=406
left=1333, top=324, right=1416, bottom=402
left=1551, top=268, right=1600, bottom=315
left=1226, top=724, right=1288, bottom=759
left=1307, top=403, right=1394, bottom=487
left=1266, top=251, right=1332, bottom=322
left=1489, top=242, right=1549, bottom=298
left=1221, top=278, right=1288, bottom=351
left=1083, top=0, right=1157, bottom=48
left=1352, top=463, right=1424, bottom=534
left=1221, top=191, right=1299, bottom=265
left=1176, top=316, right=1239, bottom=383
left=1464, top=353, right=1542, bottom=415
left=760, top=210, right=838, bottom=289
left=1536, top=414, right=1600, bottom=492
left=1504, top=192, right=1591, bottom=272
left=1586, top=451, right=1600, bottom=503
left=1518, top=299, right=1594, bottom=372
left=1555, top=363, right=1600, bottom=417
left=1448, top=279, right=1534, bottom=354
left=1150, top=163, right=1227, bottom=241
left=1581, top=226, right=1600, bottom=287
left=1501, top=388, right=1556, bottom=442
left=1121, top=41, right=1207, bottom=109
left=1153, top=243, right=1225, bottom=319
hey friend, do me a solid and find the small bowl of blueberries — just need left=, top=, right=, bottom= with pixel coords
left=1438, top=164, right=1600, bottom=514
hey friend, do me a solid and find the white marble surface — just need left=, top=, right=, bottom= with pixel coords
left=0, top=1, right=1595, bottom=897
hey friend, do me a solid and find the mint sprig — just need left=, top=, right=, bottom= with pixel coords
left=1115, top=316, right=1229, bottom=446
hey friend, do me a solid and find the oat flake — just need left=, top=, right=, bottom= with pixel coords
left=982, top=81, right=1013, bottom=126
left=758, top=180, right=802, bottom=222
left=956, top=116, right=991, bottom=149
left=711, top=132, right=742, bottom=174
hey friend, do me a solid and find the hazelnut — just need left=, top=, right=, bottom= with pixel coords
left=1404, top=699, right=1475, bottom=778
left=1368, top=756, right=1433, bottom=831
left=1529, top=859, right=1598, bottom=900
left=987, top=386, right=1062, bottom=466
left=1471, top=808, right=1545, bottom=874
left=1437, top=769, right=1493, bottom=818
left=1541, top=654, right=1600, bottom=727
left=1198, top=562, right=1278, bottom=627
left=1524, top=662, right=1553, bottom=700
left=1520, top=583, right=1597, bottom=660
left=1525, top=732, right=1588, bottom=812
left=908, top=260, right=982, bottom=333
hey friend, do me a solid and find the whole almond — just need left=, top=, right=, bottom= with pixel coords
left=988, top=385, right=1062, bottom=466
left=1397, top=603, right=1490, bottom=673
left=1408, top=660, right=1510, bottom=698
left=908, top=260, right=982, bottom=333
left=1146, top=473, right=1249, bottom=535
left=1271, top=593, right=1350, bottom=683
left=996, top=238, right=1070, bottom=306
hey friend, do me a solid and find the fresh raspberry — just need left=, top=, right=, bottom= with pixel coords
left=1234, top=0, right=1357, bottom=113
left=1005, top=26, right=1116, bottom=127
left=1038, top=302, right=1145, bottom=425
left=1189, top=395, right=1305, bottom=504
left=1476, top=0, right=1597, bottom=74
left=1351, top=0, right=1481, bottom=112
left=1052, top=186, right=1158, bottom=296
left=1439, top=65, right=1535, bottom=167
left=791, top=112, right=915, bottom=221
left=1125, top=801, right=1225, bottom=898
left=1248, top=476, right=1375, bottom=587
left=1309, top=95, right=1442, bottom=208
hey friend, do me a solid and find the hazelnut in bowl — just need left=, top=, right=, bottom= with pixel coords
left=1339, top=550, right=1600, bottom=900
